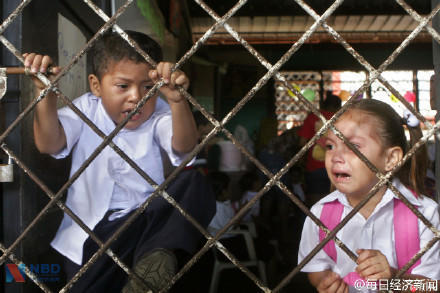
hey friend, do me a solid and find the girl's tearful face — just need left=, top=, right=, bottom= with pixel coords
left=324, top=110, right=391, bottom=200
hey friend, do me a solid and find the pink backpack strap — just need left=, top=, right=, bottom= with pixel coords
left=343, top=272, right=366, bottom=286
left=320, top=201, right=366, bottom=286
left=393, top=191, right=421, bottom=273
left=319, top=200, right=344, bottom=262
left=319, top=191, right=421, bottom=285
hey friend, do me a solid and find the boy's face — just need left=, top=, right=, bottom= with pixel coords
left=89, top=58, right=158, bottom=130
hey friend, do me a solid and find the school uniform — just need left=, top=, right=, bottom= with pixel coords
left=208, top=191, right=260, bottom=238
left=51, top=93, right=216, bottom=291
left=298, top=179, right=440, bottom=292
left=231, top=191, right=260, bottom=223
left=207, top=199, right=254, bottom=261
left=208, top=200, right=235, bottom=238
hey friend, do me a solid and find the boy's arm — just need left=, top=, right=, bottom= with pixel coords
left=168, top=100, right=198, bottom=154
left=149, top=62, right=198, bottom=154
left=25, top=53, right=66, bottom=154
left=33, top=91, right=66, bottom=154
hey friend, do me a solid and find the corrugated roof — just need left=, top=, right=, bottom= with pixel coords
left=191, top=15, right=431, bottom=44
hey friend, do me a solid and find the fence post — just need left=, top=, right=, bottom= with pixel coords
left=432, top=0, right=440, bottom=204
left=1, top=1, right=23, bottom=292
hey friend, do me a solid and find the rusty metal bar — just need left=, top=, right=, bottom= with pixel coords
left=85, top=0, right=249, bottom=118
left=0, top=242, right=52, bottom=292
left=395, top=236, right=440, bottom=279
left=396, top=0, right=440, bottom=46
left=54, top=82, right=225, bottom=291
left=388, top=172, right=440, bottom=236
left=388, top=184, right=440, bottom=278
left=0, top=1, right=173, bottom=290
left=159, top=0, right=440, bottom=290
left=165, top=2, right=368, bottom=290
left=377, top=7, right=439, bottom=75
left=0, top=0, right=32, bottom=35
left=196, top=0, right=345, bottom=126
left=296, top=0, right=437, bottom=131
left=3, top=67, right=58, bottom=75
left=83, top=0, right=158, bottom=70
left=77, top=1, right=290, bottom=290
left=0, top=144, right=153, bottom=290
left=275, top=117, right=440, bottom=292
left=219, top=3, right=332, bottom=125
left=170, top=2, right=376, bottom=290
left=0, top=0, right=132, bottom=145
left=51, top=1, right=261, bottom=291
left=0, top=0, right=439, bottom=291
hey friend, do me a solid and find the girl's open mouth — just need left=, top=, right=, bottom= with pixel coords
left=334, top=172, right=351, bottom=182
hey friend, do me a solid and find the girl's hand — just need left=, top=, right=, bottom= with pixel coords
left=316, top=272, right=348, bottom=293
left=148, top=62, right=189, bottom=103
left=356, top=249, right=394, bottom=280
left=23, top=53, right=61, bottom=91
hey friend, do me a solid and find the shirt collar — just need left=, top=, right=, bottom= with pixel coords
left=388, top=178, right=422, bottom=207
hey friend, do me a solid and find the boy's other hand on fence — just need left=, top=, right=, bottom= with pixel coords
left=23, top=53, right=61, bottom=91
left=148, top=62, right=189, bottom=104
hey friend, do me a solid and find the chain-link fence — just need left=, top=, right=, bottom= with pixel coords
left=1, top=0, right=440, bottom=292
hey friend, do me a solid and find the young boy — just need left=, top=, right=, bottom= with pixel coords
left=26, top=30, right=215, bottom=292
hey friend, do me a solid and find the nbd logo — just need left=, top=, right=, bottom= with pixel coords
left=5, top=264, right=25, bottom=283
left=5, top=263, right=60, bottom=283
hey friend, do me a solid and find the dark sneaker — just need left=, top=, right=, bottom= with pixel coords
left=122, top=249, right=177, bottom=293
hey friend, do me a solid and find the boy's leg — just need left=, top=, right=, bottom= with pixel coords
left=135, top=169, right=216, bottom=258
left=63, top=255, right=81, bottom=281
left=122, top=248, right=177, bottom=293
left=69, top=210, right=147, bottom=293
left=124, top=169, right=216, bottom=292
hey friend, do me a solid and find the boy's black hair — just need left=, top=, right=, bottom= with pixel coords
left=89, top=30, right=163, bottom=79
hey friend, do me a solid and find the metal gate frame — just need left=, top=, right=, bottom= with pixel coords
left=0, top=0, right=439, bottom=292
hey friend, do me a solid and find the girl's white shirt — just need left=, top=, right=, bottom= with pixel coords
left=298, top=178, right=440, bottom=292
left=50, top=93, right=191, bottom=265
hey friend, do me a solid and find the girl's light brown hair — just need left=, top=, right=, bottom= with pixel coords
left=349, top=99, right=428, bottom=196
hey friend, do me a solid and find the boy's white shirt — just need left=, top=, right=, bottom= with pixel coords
left=298, top=178, right=440, bottom=292
left=50, top=92, right=192, bottom=265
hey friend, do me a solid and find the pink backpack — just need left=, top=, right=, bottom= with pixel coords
left=319, top=195, right=421, bottom=285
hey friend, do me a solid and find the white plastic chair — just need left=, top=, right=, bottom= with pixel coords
left=209, top=225, right=267, bottom=293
